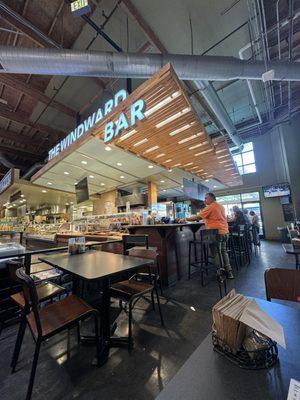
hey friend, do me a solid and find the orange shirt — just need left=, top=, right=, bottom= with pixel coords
left=199, top=202, right=228, bottom=234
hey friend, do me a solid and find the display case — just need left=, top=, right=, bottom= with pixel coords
left=55, top=212, right=142, bottom=244
left=24, top=223, right=61, bottom=243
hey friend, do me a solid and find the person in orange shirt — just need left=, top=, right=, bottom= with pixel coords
left=199, top=192, right=234, bottom=279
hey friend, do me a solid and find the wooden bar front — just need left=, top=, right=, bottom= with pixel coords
left=127, top=223, right=203, bottom=286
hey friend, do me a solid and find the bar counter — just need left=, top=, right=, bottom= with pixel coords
left=127, top=222, right=204, bottom=286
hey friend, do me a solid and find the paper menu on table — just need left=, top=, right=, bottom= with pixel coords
left=287, top=379, right=300, bottom=400
left=239, top=299, right=286, bottom=349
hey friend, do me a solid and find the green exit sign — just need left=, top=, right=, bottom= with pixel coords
left=71, top=0, right=91, bottom=16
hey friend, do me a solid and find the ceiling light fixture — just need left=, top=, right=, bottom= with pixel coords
left=64, top=171, right=69, bottom=175
left=117, top=162, right=122, bottom=166
left=189, top=141, right=208, bottom=150
left=216, top=148, right=227, bottom=154
left=42, top=190, right=47, bottom=193
left=205, top=179, right=210, bottom=182
left=20, top=194, right=25, bottom=198
left=160, top=180, right=165, bottom=183
left=144, top=145, right=159, bottom=154
left=178, top=133, right=204, bottom=145
left=100, top=183, right=105, bottom=186
left=148, top=165, right=154, bottom=169
left=89, top=175, right=94, bottom=179
left=194, top=149, right=213, bottom=156
left=133, top=138, right=148, bottom=147
left=156, top=107, right=190, bottom=129
left=171, top=163, right=181, bottom=168
left=105, top=146, right=112, bottom=151
left=81, top=160, right=87, bottom=165
left=184, top=162, right=194, bottom=167
left=169, top=123, right=193, bottom=137
left=47, top=182, right=52, bottom=185
left=144, top=91, right=180, bottom=117
left=168, top=169, right=173, bottom=172
left=155, top=153, right=165, bottom=159
left=120, top=175, right=125, bottom=179
left=119, top=129, right=137, bottom=142
left=165, top=159, right=172, bottom=163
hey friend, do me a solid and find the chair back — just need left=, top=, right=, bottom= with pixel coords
left=7, top=260, right=23, bottom=283
left=127, top=248, right=158, bottom=281
left=277, top=227, right=291, bottom=244
left=16, top=267, right=42, bottom=335
left=123, top=234, right=149, bottom=255
left=265, top=268, right=300, bottom=302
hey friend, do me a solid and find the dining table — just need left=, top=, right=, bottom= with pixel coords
left=39, top=249, right=153, bottom=365
left=156, top=298, right=300, bottom=400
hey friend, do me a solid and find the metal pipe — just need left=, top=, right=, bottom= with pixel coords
left=194, top=81, right=243, bottom=148
left=239, top=43, right=263, bottom=123
left=276, top=0, right=283, bottom=105
left=1, top=46, right=300, bottom=81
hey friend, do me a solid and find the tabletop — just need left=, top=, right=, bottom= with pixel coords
left=39, top=250, right=153, bottom=280
left=156, top=298, right=300, bottom=400
left=282, top=243, right=300, bottom=255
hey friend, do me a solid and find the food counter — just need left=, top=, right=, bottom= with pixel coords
left=127, top=222, right=204, bottom=286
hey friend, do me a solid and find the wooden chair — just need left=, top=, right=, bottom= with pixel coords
left=12, top=267, right=101, bottom=400
left=123, top=234, right=149, bottom=255
left=110, top=248, right=164, bottom=349
left=8, top=261, right=65, bottom=309
left=265, top=268, right=300, bottom=302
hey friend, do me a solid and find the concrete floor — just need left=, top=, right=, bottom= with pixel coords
left=0, top=241, right=296, bottom=400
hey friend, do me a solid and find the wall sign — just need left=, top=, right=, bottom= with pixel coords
left=48, top=89, right=146, bottom=160
left=70, top=0, right=91, bottom=16
left=0, top=169, right=18, bottom=195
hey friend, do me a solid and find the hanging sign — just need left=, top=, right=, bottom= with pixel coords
left=70, top=0, right=91, bottom=16
left=0, top=169, right=18, bottom=195
left=48, top=89, right=146, bottom=160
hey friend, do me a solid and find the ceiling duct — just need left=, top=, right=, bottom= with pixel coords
left=1, top=47, right=300, bottom=81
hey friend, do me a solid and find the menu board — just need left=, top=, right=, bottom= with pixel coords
left=0, top=169, right=19, bottom=195
left=282, top=203, right=295, bottom=222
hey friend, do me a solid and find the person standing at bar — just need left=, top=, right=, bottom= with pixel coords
left=249, top=210, right=260, bottom=246
left=199, top=193, right=234, bottom=279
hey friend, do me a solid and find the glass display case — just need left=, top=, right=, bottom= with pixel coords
left=56, top=212, right=142, bottom=242
left=24, top=223, right=61, bottom=242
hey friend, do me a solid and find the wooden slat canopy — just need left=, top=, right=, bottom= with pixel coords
left=91, top=64, right=242, bottom=187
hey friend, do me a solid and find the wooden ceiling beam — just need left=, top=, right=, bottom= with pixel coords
left=0, top=127, right=43, bottom=147
left=0, top=75, right=77, bottom=119
left=0, top=1, right=60, bottom=48
left=0, top=106, right=65, bottom=141
left=121, top=0, right=167, bottom=53
left=0, top=143, right=44, bottom=161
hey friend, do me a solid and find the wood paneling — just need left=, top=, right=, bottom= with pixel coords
left=91, top=64, right=242, bottom=187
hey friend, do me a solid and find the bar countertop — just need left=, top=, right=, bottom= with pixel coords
left=127, top=222, right=204, bottom=229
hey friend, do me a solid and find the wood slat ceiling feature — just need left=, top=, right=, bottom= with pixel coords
left=91, top=64, right=243, bottom=187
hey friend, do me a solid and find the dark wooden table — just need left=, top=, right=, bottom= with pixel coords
left=39, top=250, right=153, bottom=365
left=282, top=243, right=300, bottom=269
left=156, top=298, right=300, bottom=400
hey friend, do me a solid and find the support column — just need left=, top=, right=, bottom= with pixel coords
left=147, top=182, right=157, bottom=207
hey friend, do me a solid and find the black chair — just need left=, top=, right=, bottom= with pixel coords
left=110, top=248, right=164, bottom=349
left=230, top=225, right=250, bottom=267
left=12, top=268, right=101, bottom=400
left=277, top=226, right=291, bottom=244
left=123, top=234, right=149, bottom=255
left=188, top=229, right=227, bottom=298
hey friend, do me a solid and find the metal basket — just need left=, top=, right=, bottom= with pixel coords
left=212, top=332, right=279, bottom=370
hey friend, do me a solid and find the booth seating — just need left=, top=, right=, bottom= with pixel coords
left=265, top=268, right=300, bottom=303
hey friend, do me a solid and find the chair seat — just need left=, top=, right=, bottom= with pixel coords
left=30, top=263, right=54, bottom=274
left=27, top=294, right=94, bottom=338
left=110, top=280, right=153, bottom=301
left=10, top=282, right=65, bottom=308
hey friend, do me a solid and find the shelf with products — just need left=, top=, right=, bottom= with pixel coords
left=24, top=223, right=62, bottom=242
left=0, top=217, right=26, bottom=233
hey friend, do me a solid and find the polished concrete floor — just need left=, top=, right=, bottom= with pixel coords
left=0, top=241, right=296, bottom=400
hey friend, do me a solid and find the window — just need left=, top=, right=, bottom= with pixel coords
left=233, top=142, right=256, bottom=175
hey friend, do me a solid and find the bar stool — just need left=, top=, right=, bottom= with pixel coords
left=188, top=229, right=227, bottom=298
left=226, top=233, right=239, bottom=272
left=230, top=225, right=250, bottom=267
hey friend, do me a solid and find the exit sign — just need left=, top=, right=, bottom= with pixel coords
left=71, top=0, right=91, bottom=16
